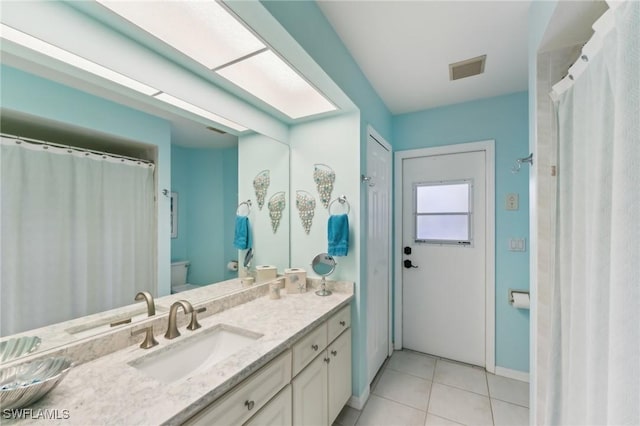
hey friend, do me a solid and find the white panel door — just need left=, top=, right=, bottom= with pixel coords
left=366, top=131, right=392, bottom=383
left=402, top=150, right=486, bottom=366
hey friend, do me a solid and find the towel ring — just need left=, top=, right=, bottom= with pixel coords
left=237, top=200, right=252, bottom=216
left=328, top=195, right=350, bottom=215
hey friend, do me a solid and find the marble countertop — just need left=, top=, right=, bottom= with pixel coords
left=9, top=282, right=353, bottom=425
left=2, top=278, right=250, bottom=355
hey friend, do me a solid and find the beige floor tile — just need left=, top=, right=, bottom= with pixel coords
left=491, top=398, right=529, bottom=426
left=424, top=413, right=464, bottom=425
left=372, top=368, right=431, bottom=411
left=356, top=395, right=426, bottom=426
left=387, top=350, right=437, bottom=380
left=428, top=383, right=493, bottom=426
left=433, top=360, right=488, bottom=395
left=334, top=405, right=361, bottom=426
left=487, top=374, right=529, bottom=407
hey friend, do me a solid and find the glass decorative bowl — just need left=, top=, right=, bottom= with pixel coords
left=0, top=357, right=73, bottom=410
left=0, top=336, right=41, bottom=363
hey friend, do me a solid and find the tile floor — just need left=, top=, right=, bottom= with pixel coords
left=334, top=350, right=529, bottom=426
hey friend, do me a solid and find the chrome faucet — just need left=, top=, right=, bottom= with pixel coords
left=135, top=291, right=156, bottom=317
left=165, top=300, right=193, bottom=339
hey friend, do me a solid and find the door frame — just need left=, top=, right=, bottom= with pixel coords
left=394, top=140, right=496, bottom=373
left=366, top=125, right=394, bottom=364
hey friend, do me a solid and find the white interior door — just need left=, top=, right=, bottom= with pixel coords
left=366, top=130, right=392, bottom=383
left=401, top=150, right=486, bottom=366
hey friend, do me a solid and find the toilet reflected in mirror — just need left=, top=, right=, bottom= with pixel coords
left=170, top=261, right=197, bottom=293
left=311, top=253, right=336, bottom=296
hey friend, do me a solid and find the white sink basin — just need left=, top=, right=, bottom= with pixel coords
left=129, top=324, right=262, bottom=383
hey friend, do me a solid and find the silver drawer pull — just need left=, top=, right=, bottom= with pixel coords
left=311, top=344, right=319, bottom=351
left=339, top=320, right=346, bottom=326
left=331, top=350, right=337, bottom=356
left=245, top=400, right=255, bottom=411
left=324, top=357, right=331, bottom=364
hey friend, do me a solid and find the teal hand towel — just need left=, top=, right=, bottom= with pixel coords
left=328, top=214, right=349, bottom=256
left=233, top=215, right=251, bottom=250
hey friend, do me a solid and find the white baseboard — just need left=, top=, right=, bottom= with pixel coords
left=495, top=366, right=529, bottom=383
left=347, top=385, right=370, bottom=411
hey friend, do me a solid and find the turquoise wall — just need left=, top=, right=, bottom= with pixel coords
left=171, top=145, right=238, bottom=285
left=262, top=0, right=394, bottom=401
left=393, top=92, right=531, bottom=372
left=170, top=146, right=190, bottom=263
left=0, top=64, right=173, bottom=296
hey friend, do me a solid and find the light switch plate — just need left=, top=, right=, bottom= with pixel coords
left=506, top=193, right=519, bottom=210
left=509, top=238, right=526, bottom=252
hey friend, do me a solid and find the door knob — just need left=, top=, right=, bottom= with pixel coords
left=404, top=246, right=412, bottom=255
left=404, top=259, right=418, bottom=269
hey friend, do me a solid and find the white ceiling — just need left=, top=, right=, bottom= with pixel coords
left=317, top=1, right=532, bottom=114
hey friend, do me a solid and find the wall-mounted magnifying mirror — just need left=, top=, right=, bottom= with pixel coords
left=311, top=253, right=336, bottom=296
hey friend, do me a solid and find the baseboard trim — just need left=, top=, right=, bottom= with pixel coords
left=495, top=366, right=529, bottom=383
left=347, top=385, right=370, bottom=410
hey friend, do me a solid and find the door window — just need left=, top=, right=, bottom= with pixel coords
left=414, top=180, right=472, bottom=245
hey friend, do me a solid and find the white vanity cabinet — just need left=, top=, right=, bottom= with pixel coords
left=292, top=351, right=329, bottom=425
left=184, top=351, right=292, bottom=426
left=245, top=385, right=292, bottom=426
left=184, top=304, right=352, bottom=426
left=327, top=328, right=352, bottom=422
left=292, top=305, right=352, bottom=426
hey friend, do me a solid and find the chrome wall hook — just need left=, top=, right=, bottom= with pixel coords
left=361, top=175, right=375, bottom=187
left=511, top=153, right=534, bottom=174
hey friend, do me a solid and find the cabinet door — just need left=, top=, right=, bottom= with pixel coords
left=292, top=354, right=328, bottom=426
left=184, top=351, right=291, bottom=426
left=328, top=328, right=352, bottom=424
left=245, top=385, right=292, bottom=426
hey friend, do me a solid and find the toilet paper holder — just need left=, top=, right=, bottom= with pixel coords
left=508, top=288, right=529, bottom=305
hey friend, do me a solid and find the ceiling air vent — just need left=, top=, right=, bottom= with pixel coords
left=449, top=55, right=486, bottom=81
left=206, top=126, right=227, bottom=134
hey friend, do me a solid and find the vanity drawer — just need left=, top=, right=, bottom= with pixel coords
left=185, top=350, right=292, bottom=426
left=327, top=305, right=351, bottom=343
left=292, top=323, right=327, bottom=376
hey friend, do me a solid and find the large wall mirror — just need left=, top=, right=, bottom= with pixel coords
left=0, top=73, right=289, bottom=349
left=0, top=0, right=355, bottom=358
left=0, top=58, right=290, bottom=352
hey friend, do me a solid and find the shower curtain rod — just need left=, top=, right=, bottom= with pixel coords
left=0, top=132, right=154, bottom=165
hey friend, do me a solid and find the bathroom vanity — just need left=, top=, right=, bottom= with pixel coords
left=4, top=279, right=353, bottom=425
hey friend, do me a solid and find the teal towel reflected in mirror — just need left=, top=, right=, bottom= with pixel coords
left=234, top=215, right=251, bottom=250
left=328, top=214, right=349, bottom=256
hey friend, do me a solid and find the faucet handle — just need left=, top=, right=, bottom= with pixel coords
left=187, top=307, right=206, bottom=331
left=132, top=325, right=158, bottom=349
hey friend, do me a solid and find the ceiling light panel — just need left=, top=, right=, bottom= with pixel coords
left=97, top=0, right=265, bottom=70
left=0, top=24, right=159, bottom=96
left=154, top=92, right=247, bottom=132
left=216, top=50, right=336, bottom=119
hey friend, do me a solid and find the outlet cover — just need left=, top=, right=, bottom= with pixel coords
left=506, top=193, right=519, bottom=210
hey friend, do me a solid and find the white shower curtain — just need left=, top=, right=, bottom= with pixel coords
left=547, top=2, right=639, bottom=425
left=1, top=137, right=156, bottom=336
